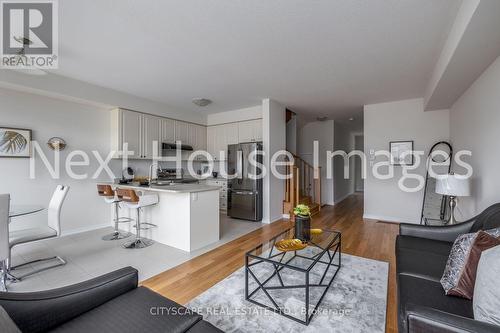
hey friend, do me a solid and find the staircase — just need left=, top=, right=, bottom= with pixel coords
left=283, top=153, right=321, bottom=220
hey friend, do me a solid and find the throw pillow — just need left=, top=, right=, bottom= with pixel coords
left=441, top=228, right=500, bottom=299
left=474, top=245, right=500, bottom=325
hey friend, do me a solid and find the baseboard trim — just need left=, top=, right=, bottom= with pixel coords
left=61, top=223, right=110, bottom=237
left=362, top=214, right=416, bottom=224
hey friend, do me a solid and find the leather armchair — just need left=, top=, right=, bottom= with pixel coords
left=0, top=267, right=222, bottom=333
left=400, top=203, right=500, bottom=242
left=0, top=267, right=138, bottom=333
left=406, top=304, right=500, bottom=333
left=399, top=220, right=474, bottom=243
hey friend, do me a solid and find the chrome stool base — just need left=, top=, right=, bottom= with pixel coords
left=102, top=230, right=132, bottom=241
left=122, top=238, right=154, bottom=249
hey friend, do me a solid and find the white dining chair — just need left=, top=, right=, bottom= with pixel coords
left=0, top=194, right=10, bottom=291
left=7, top=185, right=69, bottom=282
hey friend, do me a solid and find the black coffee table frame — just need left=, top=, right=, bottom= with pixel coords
left=245, top=230, right=341, bottom=325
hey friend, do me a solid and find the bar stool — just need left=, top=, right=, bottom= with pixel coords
left=97, top=185, right=133, bottom=240
left=116, top=188, right=158, bottom=249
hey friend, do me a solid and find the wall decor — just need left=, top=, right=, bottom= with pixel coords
left=0, top=127, right=32, bottom=158
left=47, top=137, right=67, bottom=151
left=389, top=140, right=414, bottom=166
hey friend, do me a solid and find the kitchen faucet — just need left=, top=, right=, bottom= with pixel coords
left=148, top=163, right=161, bottom=185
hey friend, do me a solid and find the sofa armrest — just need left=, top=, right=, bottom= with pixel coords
left=399, top=221, right=474, bottom=242
left=406, top=304, right=500, bottom=333
left=0, top=266, right=138, bottom=333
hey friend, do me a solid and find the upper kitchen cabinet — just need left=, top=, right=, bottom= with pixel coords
left=224, top=123, right=239, bottom=145
left=118, top=109, right=142, bottom=159
left=160, top=118, right=176, bottom=143
left=111, top=108, right=208, bottom=159
left=207, top=126, right=217, bottom=158
left=175, top=121, right=190, bottom=145
left=206, top=123, right=239, bottom=160
left=142, top=114, right=161, bottom=159
left=192, top=124, right=207, bottom=151
left=111, top=108, right=160, bottom=159
left=238, top=119, right=262, bottom=143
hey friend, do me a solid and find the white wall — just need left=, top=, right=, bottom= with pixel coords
left=297, top=120, right=335, bottom=206
left=0, top=88, right=115, bottom=234
left=333, top=121, right=355, bottom=204
left=206, top=105, right=262, bottom=125
left=364, top=98, right=450, bottom=224
left=0, top=71, right=206, bottom=124
left=262, top=99, right=286, bottom=223
left=449, top=55, right=500, bottom=219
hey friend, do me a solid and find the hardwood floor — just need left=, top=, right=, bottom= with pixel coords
left=142, top=193, right=400, bottom=332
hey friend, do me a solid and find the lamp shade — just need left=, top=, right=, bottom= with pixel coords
left=435, top=174, right=471, bottom=197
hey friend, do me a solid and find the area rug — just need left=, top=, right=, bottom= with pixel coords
left=187, top=252, right=388, bottom=332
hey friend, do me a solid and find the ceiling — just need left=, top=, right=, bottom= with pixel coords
left=53, top=0, right=461, bottom=119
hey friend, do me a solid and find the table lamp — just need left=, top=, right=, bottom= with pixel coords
left=435, top=174, right=471, bottom=225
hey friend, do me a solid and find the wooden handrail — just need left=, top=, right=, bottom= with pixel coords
left=284, top=152, right=321, bottom=217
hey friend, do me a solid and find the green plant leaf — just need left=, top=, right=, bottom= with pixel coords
left=294, top=204, right=310, bottom=217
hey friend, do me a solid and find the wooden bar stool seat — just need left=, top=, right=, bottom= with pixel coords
left=97, top=185, right=133, bottom=241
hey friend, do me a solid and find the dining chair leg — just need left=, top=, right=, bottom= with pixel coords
left=8, top=256, right=66, bottom=282
left=0, top=260, right=8, bottom=292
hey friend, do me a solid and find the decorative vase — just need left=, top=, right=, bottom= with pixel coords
left=294, top=215, right=311, bottom=241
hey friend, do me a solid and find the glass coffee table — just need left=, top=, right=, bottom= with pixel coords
left=245, top=227, right=341, bottom=325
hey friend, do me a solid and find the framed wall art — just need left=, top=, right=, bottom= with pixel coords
left=0, top=127, right=32, bottom=158
left=389, top=140, right=414, bottom=166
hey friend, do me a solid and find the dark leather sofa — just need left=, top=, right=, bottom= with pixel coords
left=0, top=267, right=222, bottom=333
left=396, top=203, right=500, bottom=333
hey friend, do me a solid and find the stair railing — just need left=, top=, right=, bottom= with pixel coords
left=284, top=153, right=321, bottom=217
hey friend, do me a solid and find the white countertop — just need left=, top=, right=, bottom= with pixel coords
left=99, top=182, right=221, bottom=193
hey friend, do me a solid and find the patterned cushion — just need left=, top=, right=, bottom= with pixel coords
left=440, top=228, right=500, bottom=298
left=473, top=245, right=500, bottom=324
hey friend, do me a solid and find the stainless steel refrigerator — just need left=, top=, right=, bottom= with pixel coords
left=227, top=142, right=263, bottom=221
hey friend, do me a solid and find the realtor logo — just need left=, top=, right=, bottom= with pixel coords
left=1, top=0, right=58, bottom=69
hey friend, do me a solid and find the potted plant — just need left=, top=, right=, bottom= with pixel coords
left=293, top=204, right=311, bottom=241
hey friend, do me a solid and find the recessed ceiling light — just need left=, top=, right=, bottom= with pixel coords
left=349, top=117, right=354, bottom=121
left=192, top=98, right=212, bottom=107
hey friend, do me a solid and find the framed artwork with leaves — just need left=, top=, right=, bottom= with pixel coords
left=0, top=127, right=32, bottom=158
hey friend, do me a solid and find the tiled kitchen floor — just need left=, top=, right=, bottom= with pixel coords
left=7, top=214, right=263, bottom=292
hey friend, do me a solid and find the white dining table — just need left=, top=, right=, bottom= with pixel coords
left=9, top=205, right=45, bottom=218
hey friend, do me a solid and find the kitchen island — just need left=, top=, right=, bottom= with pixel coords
left=100, top=182, right=220, bottom=252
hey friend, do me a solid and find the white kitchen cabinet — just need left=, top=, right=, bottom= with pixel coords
left=254, top=119, right=263, bottom=141
left=238, top=119, right=262, bottom=143
left=193, top=124, right=207, bottom=151
left=207, top=126, right=217, bottom=158
left=175, top=121, right=190, bottom=145
left=120, top=109, right=142, bottom=159
left=111, top=109, right=161, bottom=159
left=224, top=123, right=239, bottom=145
left=214, top=125, right=226, bottom=160
left=206, top=123, right=239, bottom=161
left=142, top=114, right=161, bottom=159
left=206, top=179, right=228, bottom=211
left=161, top=118, right=176, bottom=143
